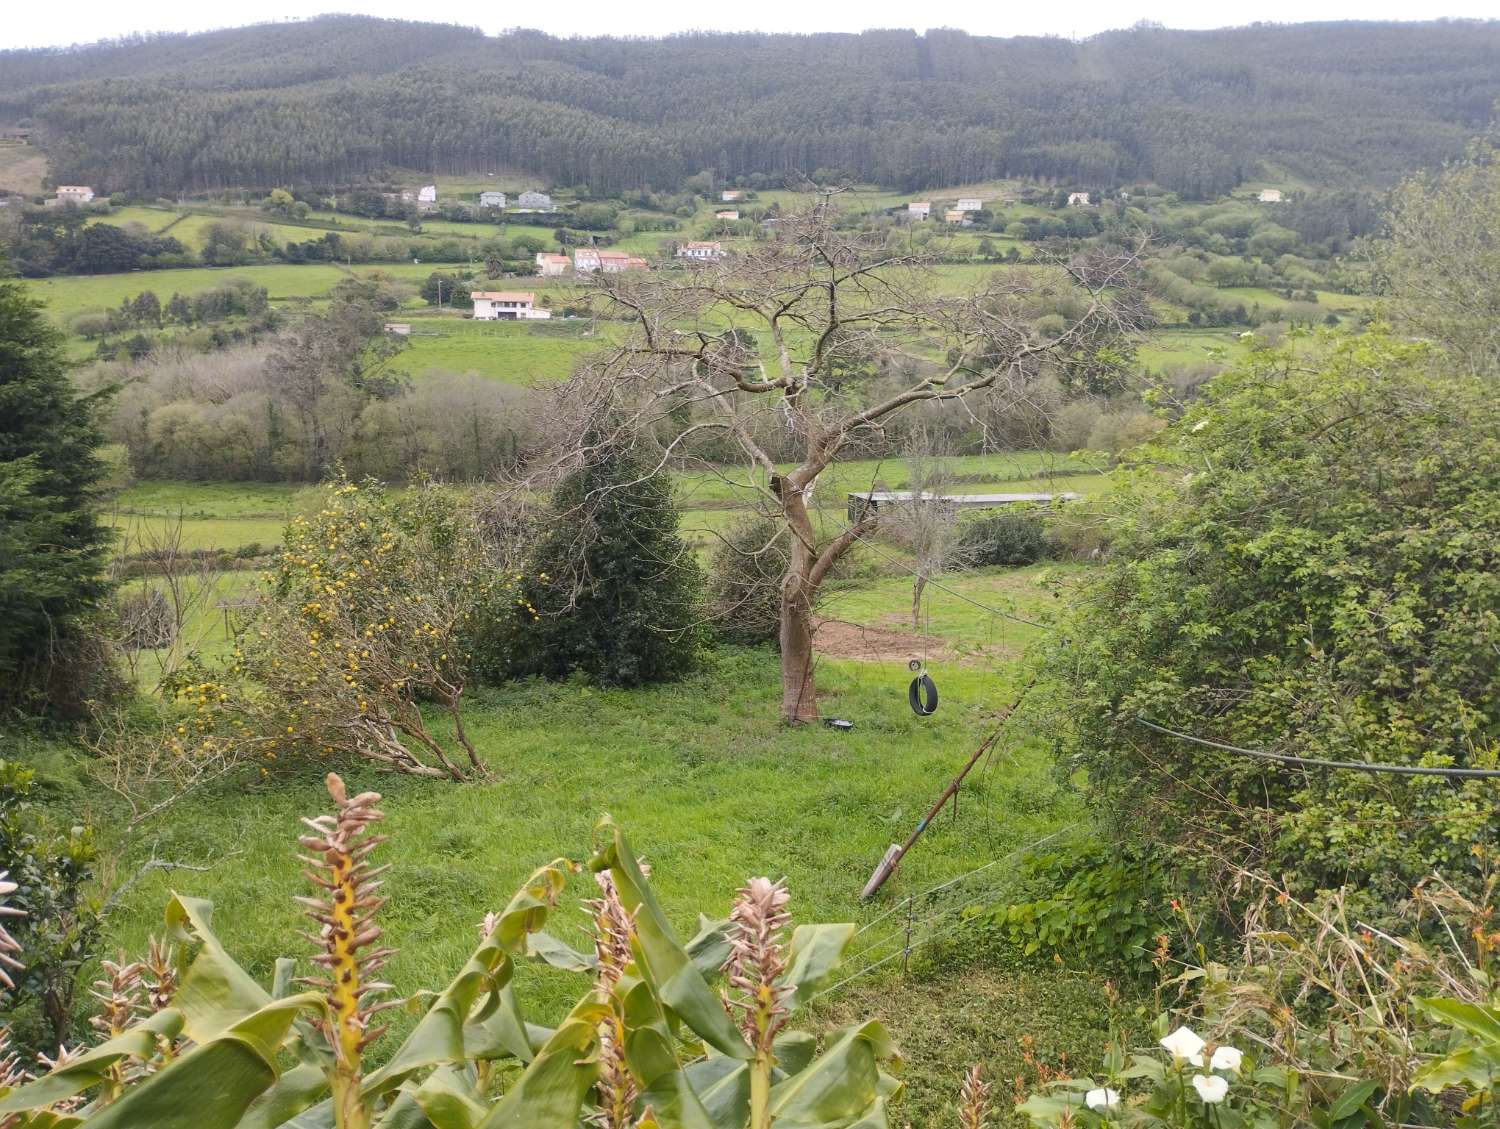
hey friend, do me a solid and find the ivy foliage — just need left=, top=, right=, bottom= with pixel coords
left=1041, top=330, right=1500, bottom=916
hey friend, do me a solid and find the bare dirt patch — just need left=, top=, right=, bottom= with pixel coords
left=813, top=617, right=956, bottom=664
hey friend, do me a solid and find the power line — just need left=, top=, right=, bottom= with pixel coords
left=1139, top=719, right=1500, bottom=780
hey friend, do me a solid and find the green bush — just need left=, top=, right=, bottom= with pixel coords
left=509, top=433, right=705, bottom=686
left=963, top=841, right=1174, bottom=974
left=0, top=760, right=99, bottom=1054
left=705, top=513, right=789, bottom=646
left=956, top=508, right=1047, bottom=567
left=1041, top=330, right=1500, bottom=921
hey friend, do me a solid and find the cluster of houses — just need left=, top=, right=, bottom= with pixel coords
left=907, top=197, right=987, bottom=223
left=529, top=241, right=724, bottom=278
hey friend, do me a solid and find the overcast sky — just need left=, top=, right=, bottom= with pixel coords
left=4, top=0, right=1497, bottom=49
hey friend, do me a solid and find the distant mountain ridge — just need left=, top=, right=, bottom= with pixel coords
left=1, top=15, right=1497, bottom=197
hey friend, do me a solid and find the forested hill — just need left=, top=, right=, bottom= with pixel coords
left=3, top=16, right=1498, bottom=198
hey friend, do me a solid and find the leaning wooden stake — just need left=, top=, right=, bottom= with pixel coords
left=859, top=679, right=1035, bottom=900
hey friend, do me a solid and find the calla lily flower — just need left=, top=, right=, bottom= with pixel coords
left=1159, top=1026, right=1206, bottom=1062
left=1192, top=1074, right=1229, bottom=1103
left=1085, top=1088, right=1120, bottom=1110
left=1209, top=1046, right=1243, bottom=1073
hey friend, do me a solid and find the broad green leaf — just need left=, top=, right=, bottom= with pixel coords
left=768, top=1020, right=899, bottom=1127
left=684, top=915, right=732, bottom=976
left=776, top=1031, right=817, bottom=1077
left=620, top=981, right=717, bottom=1129
left=1417, top=997, right=1500, bottom=1047
left=165, top=893, right=273, bottom=1041
left=526, top=931, right=595, bottom=973
left=475, top=998, right=609, bottom=1128
left=366, top=861, right=570, bottom=1095
left=410, top=1066, right=488, bottom=1129
left=1326, top=1080, right=1378, bottom=1121
left=686, top=1055, right=749, bottom=1127
left=0, top=1010, right=184, bottom=1113
left=239, top=1062, right=328, bottom=1129
left=1412, top=1047, right=1500, bottom=1092
left=779, top=924, right=855, bottom=1008
left=461, top=983, right=537, bottom=1064
left=77, top=993, right=324, bottom=1129
left=590, top=818, right=750, bottom=1060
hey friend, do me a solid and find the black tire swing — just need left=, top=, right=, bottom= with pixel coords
left=907, top=657, right=939, bottom=716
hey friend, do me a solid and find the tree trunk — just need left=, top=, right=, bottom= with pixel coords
left=911, top=575, right=928, bottom=629
left=778, top=568, right=819, bottom=724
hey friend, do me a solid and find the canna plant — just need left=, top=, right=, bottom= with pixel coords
left=0, top=778, right=901, bottom=1128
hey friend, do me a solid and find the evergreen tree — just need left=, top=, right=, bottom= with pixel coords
left=515, top=434, right=703, bottom=687
left=0, top=269, right=114, bottom=713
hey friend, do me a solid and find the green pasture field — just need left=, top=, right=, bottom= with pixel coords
left=1139, top=326, right=1256, bottom=369
left=84, top=557, right=1111, bottom=1122
left=25, top=264, right=359, bottom=323
left=399, top=316, right=615, bottom=383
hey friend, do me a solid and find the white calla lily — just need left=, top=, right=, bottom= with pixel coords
left=1085, top=1088, right=1120, bottom=1110
left=1209, top=1045, right=1243, bottom=1073
left=1192, top=1074, right=1229, bottom=1103
left=1159, top=1026, right=1206, bottom=1062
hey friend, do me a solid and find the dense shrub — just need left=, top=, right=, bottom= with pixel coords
left=509, top=434, right=704, bottom=686
left=0, top=760, right=99, bottom=1053
left=956, top=509, right=1047, bottom=567
left=963, top=840, right=1175, bottom=975
left=706, top=513, right=790, bottom=646
left=1041, top=331, right=1500, bottom=922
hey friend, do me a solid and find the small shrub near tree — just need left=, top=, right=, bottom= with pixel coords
left=706, top=513, right=790, bottom=647
left=956, top=508, right=1048, bottom=567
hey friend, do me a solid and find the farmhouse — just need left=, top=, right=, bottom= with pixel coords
left=676, top=241, right=724, bottom=261
left=479, top=190, right=507, bottom=208
left=534, top=252, right=570, bottom=276
left=907, top=201, right=931, bottom=218
left=957, top=197, right=983, bottom=212
left=1257, top=188, right=1284, bottom=203
left=721, top=190, right=741, bottom=202
left=471, top=291, right=551, bottom=320
left=417, top=185, right=437, bottom=204
left=517, top=190, right=553, bottom=211
left=716, top=209, right=740, bottom=220
left=1067, top=191, right=1091, bottom=207
left=574, top=248, right=639, bottom=273
left=54, top=185, right=95, bottom=204
left=944, top=209, right=967, bottom=223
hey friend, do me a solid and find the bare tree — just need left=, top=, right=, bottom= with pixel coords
left=883, top=429, right=973, bottom=629
left=556, top=197, right=1148, bottom=723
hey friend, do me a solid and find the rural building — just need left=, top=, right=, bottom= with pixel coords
left=716, top=209, right=740, bottom=220
left=957, top=197, right=983, bottom=212
left=517, top=190, right=553, bottom=210
left=676, top=240, right=724, bottom=261
left=535, top=252, right=570, bottom=276
left=54, top=185, right=95, bottom=204
left=847, top=490, right=1079, bottom=525
left=908, top=201, right=931, bottom=218
left=624, top=256, right=649, bottom=271
left=944, top=209, right=967, bottom=223
left=721, top=190, right=741, bottom=202
left=1067, top=192, right=1091, bottom=207
left=471, top=291, right=551, bottom=320
left=479, top=190, right=507, bottom=208
left=382, top=323, right=412, bottom=335
left=574, top=248, right=638, bottom=273
left=1257, top=188, right=1284, bottom=203
left=417, top=185, right=437, bottom=204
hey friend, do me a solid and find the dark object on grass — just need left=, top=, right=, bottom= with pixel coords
left=824, top=718, right=854, bottom=731
left=908, top=673, right=939, bottom=716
